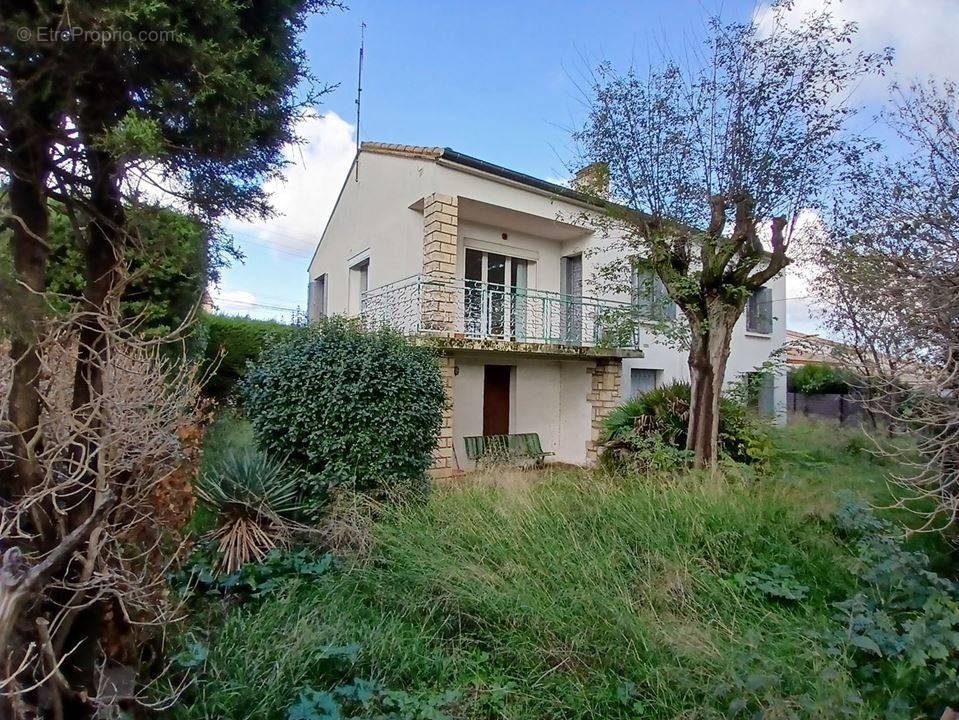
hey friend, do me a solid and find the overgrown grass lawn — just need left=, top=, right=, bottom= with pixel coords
left=181, top=422, right=918, bottom=719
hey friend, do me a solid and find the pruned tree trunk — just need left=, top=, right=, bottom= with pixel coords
left=686, top=301, right=737, bottom=470
left=70, top=160, right=123, bottom=417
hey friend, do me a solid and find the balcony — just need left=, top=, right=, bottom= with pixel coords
left=361, top=274, right=642, bottom=352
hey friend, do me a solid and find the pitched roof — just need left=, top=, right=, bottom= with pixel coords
left=360, top=141, right=601, bottom=208
left=360, top=142, right=444, bottom=160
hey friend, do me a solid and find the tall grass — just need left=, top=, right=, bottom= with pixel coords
left=179, top=432, right=891, bottom=719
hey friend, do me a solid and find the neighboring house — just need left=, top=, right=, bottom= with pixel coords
left=308, top=142, right=787, bottom=476
left=786, top=330, right=855, bottom=369
left=785, top=329, right=927, bottom=386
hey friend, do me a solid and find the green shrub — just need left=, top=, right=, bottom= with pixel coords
left=240, top=318, right=444, bottom=500
left=788, top=364, right=857, bottom=394
left=287, top=681, right=459, bottom=720
left=169, top=547, right=334, bottom=601
left=201, top=314, right=295, bottom=399
left=1, top=202, right=209, bottom=338
left=604, top=381, right=772, bottom=467
left=830, top=495, right=959, bottom=718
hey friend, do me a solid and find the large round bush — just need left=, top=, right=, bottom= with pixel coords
left=239, top=318, right=445, bottom=497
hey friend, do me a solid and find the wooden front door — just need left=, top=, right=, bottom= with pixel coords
left=483, top=365, right=511, bottom=435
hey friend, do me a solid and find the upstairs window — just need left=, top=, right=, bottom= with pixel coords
left=746, top=286, right=773, bottom=334
left=632, top=265, right=677, bottom=321
left=308, top=274, right=327, bottom=321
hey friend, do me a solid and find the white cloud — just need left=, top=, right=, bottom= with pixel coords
left=755, top=0, right=959, bottom=99
left=208, top=286, right=258, bottom=314
left=227, top=109, right=357, bottom=257
left=785, top=267, right=821, bottom=335
left=782, top=209, right=833, bottom=336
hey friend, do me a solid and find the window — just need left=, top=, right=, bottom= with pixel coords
left=746, top=372, right=776, bottom=416
left=630, top=368, right=660, bottom=397
left=464, top=248, right=529, bottom=340
left=746, top=287, right=773, bottom=334
left=348, top=258, right=369, bottom=316
left=308, top=274, right=327, bottom=322
left=561, top=254, right=583, bottom=344
left=633, top=265, right=677, bottom=321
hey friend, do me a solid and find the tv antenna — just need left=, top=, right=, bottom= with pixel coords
left=354, top=21, right=365, bottom=182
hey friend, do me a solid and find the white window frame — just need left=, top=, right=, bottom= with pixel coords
left=309, top=273, right=328, bottom=322
left=347, top=251, right=370, bottom=317
left=463, top=248, right=532, bottom=340
left=746, top=286, right=774, bottom=335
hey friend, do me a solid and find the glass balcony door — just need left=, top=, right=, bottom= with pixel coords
left=464, top=248, right=529, bottom=341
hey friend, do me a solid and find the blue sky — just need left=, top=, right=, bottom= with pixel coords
left=213, top=0, right=959, bottom=333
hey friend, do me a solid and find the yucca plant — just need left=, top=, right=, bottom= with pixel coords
left=604, top=382, right=691, bottom=445
left=603, top=381, right=771, bottom=466
left=194, top=448, right=303, bottom=574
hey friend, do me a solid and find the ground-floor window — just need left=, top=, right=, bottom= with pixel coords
left=746, top=371, right=776, bottom=416
left=630, top=368, right=660, bottom=397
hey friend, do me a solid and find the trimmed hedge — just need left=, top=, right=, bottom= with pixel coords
left=788, top=364, right=856, bottom=395
left=201, top=314, right=295, bottom=399
left=239, top=317, right=445, bottom=500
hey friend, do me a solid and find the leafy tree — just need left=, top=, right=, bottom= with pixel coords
left=574, top=6, right=888, bottom=468
left=811, top=80, right=959, bottom=530
left=0, top=1, right=340, bottom=716
left=1, top=203, right=209, bottom=336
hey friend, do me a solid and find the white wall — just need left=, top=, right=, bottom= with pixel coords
left=308, top=151, right=438, bottom=316
left=451, top=354, right=593, bottom=469
left=621, top=271, right=789, bottom=423
left=456, top=220, right=564, bottom=293
left=558, top=362, right=592, bottom=463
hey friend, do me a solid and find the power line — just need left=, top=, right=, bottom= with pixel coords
left=211, top=298, right=299, bottom=312
left=227, top=229, right=313, bottom=259
left=230, top=225, right=317, bottom=246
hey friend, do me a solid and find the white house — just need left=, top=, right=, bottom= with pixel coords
left=307, top=142, right=787, bottom=476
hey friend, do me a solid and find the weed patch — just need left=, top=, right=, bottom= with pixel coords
left=175, top=422, right=956, bottom=719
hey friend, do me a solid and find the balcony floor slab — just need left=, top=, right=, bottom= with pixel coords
left=412, top=333, right=644, bottom=360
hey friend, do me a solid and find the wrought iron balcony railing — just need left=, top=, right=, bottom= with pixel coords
left=361, top=274, right=641, bottom=350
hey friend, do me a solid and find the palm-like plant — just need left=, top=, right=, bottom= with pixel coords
left=195, top=449, right=303, bottom=574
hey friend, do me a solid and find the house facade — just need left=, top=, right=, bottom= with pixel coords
left=307, top=143, right=787, bottom=476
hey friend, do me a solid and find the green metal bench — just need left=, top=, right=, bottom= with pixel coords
left=463, top=433, right=555, bottom=467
